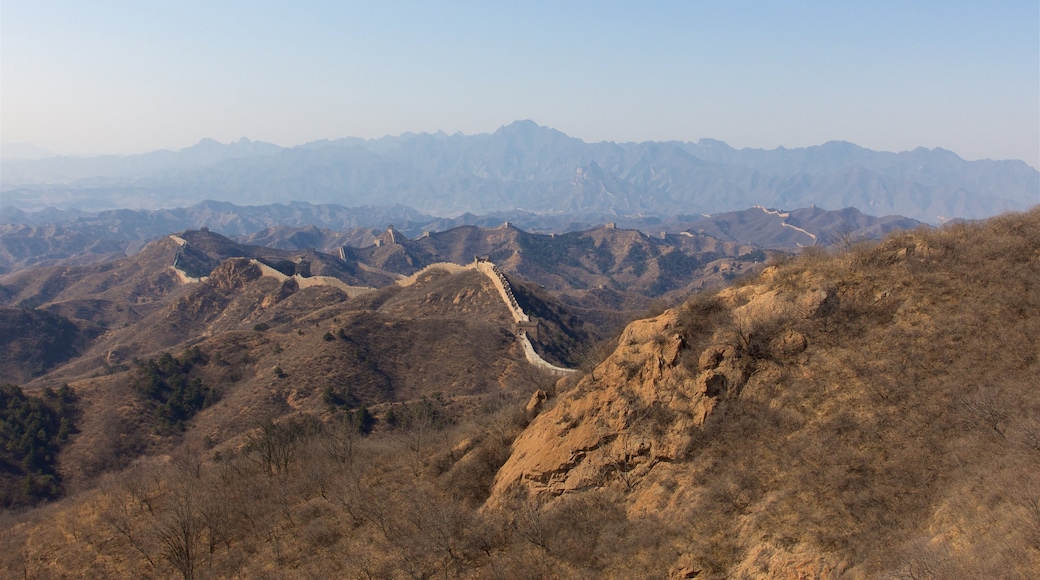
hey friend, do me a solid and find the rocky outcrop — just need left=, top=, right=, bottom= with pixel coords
left=486, top=268, right=833, bottom=509
left=207, top=258, right=263, bottom=290
left=488, top=309, right=750, bottom=506
left=481, top=271, right=856, bottom=577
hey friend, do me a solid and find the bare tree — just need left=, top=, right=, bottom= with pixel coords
left=153, top=479, right=205, bottom=580
left=826, top=221, right=859, bottom=253
left=245, top=416, right=318, bottom=475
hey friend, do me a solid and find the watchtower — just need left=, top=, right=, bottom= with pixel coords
left=517, top=320, right=540, bottom=341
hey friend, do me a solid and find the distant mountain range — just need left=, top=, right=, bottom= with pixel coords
left=3, top=121, right=1036, bottom=222
left=0, top=201, right=919, bottom=275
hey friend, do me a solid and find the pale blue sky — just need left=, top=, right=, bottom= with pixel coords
left=2, top=1, right=1038, bottom=166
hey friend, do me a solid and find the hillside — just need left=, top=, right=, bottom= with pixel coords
left=0, top=225, right=644, bottom=393
left=0, top=210, right=1034, bottom=577
left=0, top=307, right=99, bottom=383
left=0, top=233, right=597, bottom=508
left=348, top=223, right=766, bottom=308
left=684, top=205, right=921, bottom=249
left=487, top=208, right=1040, bottom=577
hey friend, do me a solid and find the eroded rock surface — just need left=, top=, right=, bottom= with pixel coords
left=489, top=309, right=753, bottom=507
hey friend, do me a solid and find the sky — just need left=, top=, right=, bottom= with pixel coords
left=2, top=1, right=1038, bottom=167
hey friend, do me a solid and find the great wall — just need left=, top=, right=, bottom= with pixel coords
left=169, top=234, right=577, bottom=376
left=752, top=205, right=818, bottom=243
left=247, top=259, right=375, bottom=298
left=472, top=259, right=577, bottom=376
left=391, top=258, right=575, bottom=376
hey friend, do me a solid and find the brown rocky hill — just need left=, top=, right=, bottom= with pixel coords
left=0, top=227, right=592, bottom=388
left=0, top=235, right=190, bottom=310
left=1, top=210, right=1036, bottom=579
left=0, top=228, right=390, bottom=313
left=337, top=223, right=769, bottom=335
left=58, top=263, right=564, bottom=477
left=0, top=230, right=391, bottom=387
left=8, top=212, right=1031, bottom=579
left=485, top=208, right=1040, bottom=577
left=0, top=263, right=581, bottom=512
left=0, top=223, right=559, bottom=469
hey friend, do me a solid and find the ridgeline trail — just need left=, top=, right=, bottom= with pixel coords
left=169, top=235, right=576, bottom=376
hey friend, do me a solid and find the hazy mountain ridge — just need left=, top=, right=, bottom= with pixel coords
left=0, top=201, right=921, bottom=275
left=0, top=137, right=281, bottom=184
left=4, top=121, right=1034, bottom=222
left=685, top=205, right=921, bottom=248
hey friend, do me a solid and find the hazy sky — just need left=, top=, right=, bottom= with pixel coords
left=2, top=1, right=1038, bottom=167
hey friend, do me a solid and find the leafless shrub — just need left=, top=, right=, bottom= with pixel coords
left=578, top=335, right=620, bottom=374
left=676, top=292, right=725, bottom=342
left=891, top=538, right=960, bottom=580
left=1019, top=494, right=1040, bottom=552
left=98, top=453, right=221, bottom=580
left=961, top=390, right=1010, bottom=441
left=443, top=435, right=514, bottom=507
left=244, top=415, right=320, bottom=476
left=824, top=222, right=860, bottom=253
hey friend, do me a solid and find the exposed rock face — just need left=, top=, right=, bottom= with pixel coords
left=488, top=308, right=754, bottom=506
left=489, top=265, right=833, bottom=508
left=486, top=271, right=845, bottom=575
left=524, top=389, right=549, bottom=415
left=208, top=258, right=263, bottom=290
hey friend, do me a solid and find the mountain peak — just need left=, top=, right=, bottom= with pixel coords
left=501, top=119, right=541, bottom=131
left=493, top=120, right=576, bottom=139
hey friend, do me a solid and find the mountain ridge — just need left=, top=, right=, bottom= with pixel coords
left=0, top=202, right=920, bottom=276
left=4, top=121, right=1035, bottom=222
left=1, top=207, right=1035, bottom=579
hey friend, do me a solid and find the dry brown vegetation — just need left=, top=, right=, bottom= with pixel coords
left=1, top=398, right=523, bottom=578
left=1, top=209, right=1039, bottom=578
left=492, top=208, right=1040, bottom=578
left=681, top=211, right=1040, bottom=577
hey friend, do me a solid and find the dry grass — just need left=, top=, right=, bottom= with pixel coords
left=662, top=208, right=1040, bottom=577
left=2, top=209, right=1040, bottom=578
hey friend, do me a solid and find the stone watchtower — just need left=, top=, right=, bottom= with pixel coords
left=517, top=320, right=540, bottom=341
left=293, top=257, right=312, bottom=277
